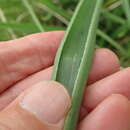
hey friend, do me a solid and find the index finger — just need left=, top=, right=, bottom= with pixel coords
left=0, top=31, right=64, bottom=92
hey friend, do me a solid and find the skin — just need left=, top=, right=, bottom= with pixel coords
left=0, top=31, right=130, bottom=130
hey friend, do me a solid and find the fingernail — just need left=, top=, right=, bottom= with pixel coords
left=20, top=81, right=71, bottom=124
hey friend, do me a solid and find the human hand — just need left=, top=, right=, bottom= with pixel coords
left=0, top=31, right=130, bottom=130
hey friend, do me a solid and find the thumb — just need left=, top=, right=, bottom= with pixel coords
left=0, top=81, right=71, bottom=130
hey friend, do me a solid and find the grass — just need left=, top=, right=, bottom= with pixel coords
left=52, top=1, right=103, bottom=129
left=0, top=0, right=130, bottom=67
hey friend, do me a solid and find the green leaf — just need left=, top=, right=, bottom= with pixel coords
left=22, top=0, right=45, bottom=32
left=102, top=9, right=125, bottom=25
left=39, top=0, right=126, bottom=55
left=121, top=0, right=130, bottom=27
left=38, top=0, right=70, bottom=24
left=0, top=8, right=17, bottom=39
left=0, top=22, right=65, bottom=32
left=97, top=30, right=126, bottom=55
left=52, top=0, right=103, bottom=130
left=104, top=0, right=119, bottom=7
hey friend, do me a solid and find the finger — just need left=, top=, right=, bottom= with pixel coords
left=88, top=48, right=119, bottom=84
left=9, top=48, right=120, bottom=87
left=0, top=49, right=120, bottom=110
left=0, top=31, right=64, bottom=92
left=0, top=81, right=71, bottom=130
left=0, top=67, right=53, bottom=110
left=79, top=94, right=130, bottom=130
left=84, top=67, right=130, bottom=111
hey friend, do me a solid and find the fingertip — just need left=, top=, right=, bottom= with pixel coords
left=47, top=81, right=71, bottom=105
left=101, top=94, right=130, bottom=112
left=20, top=81, right=71, bottom=124
left=98, top=48, right=119, bottom=64
left=85, top=67, right=130, bottom=111
left=0, top=81, right=71, bottom=130
left=79, top=94, right=130, bottom=130
left=88, top=48, right=120, bottom=84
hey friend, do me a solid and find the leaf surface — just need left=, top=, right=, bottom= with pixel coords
left=52, top=0, right=103, bottom=130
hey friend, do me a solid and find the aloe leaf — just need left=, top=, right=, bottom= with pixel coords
left=52, top=0, right=103, bottom=130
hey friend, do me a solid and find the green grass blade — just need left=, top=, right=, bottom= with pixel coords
left=0, top=22, right=64, bottom=32
left=0, top=8, right=17, bottom=39
left=121, top=0, right=130, bottom=27
left=104, top=0, right=119, bottom=7
left=102, top=9, right=125, bottom=25
left=22, top=0, right=45, bottom=32
left=38, top=0, right=70, bottom=24
left=39, top=1, right=125, bottom=55
left=52, top=0, right=103, bottom=130
left=97, top=29, right=126, bottom=55
left=0, top=22, right=38, bottom=32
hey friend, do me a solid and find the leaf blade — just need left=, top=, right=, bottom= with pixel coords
left=121, top=0, right=130, bottom=27
left=22, top=0, right=45, bottom=32
left=39, top=0, right=126, bottom=55
left=52, top=0, right=103, bottom=130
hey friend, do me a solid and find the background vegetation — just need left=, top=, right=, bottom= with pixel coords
left=0, top=0, right=130, bottom=67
